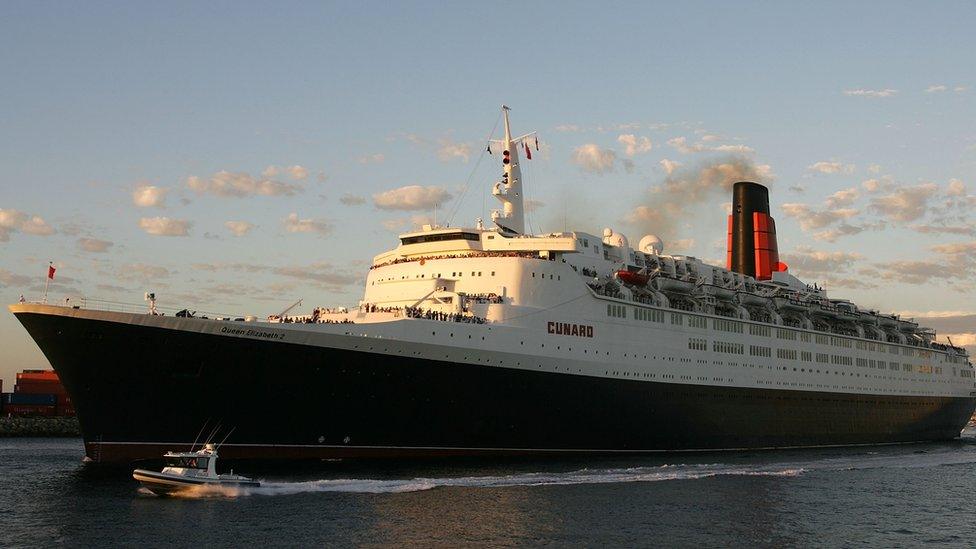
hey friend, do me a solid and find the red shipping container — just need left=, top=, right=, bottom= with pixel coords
left=15, top=382, right=67, bottom=395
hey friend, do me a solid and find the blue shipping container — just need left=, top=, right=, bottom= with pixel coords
left=3, top=393, right=57, bottom=406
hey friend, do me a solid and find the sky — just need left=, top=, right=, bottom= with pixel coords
left=1, top=2, right=975, bottom=387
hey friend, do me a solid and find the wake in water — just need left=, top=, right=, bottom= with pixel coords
left=163, top=463, right=804, bottom=498
left=157, top=438, right=976, bottom=498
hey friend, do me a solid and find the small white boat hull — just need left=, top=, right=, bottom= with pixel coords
left=133, top=469, right=259, bottom=496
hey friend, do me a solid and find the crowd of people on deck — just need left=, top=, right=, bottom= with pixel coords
left=370, top=251, right=540, bottom=270
left=404, top=306, right=487, bottom=324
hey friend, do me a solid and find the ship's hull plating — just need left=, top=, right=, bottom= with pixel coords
left=13, top=310, right=976, bottom=463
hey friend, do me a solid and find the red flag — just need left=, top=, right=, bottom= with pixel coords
left=524, top=142, right=532, bottom=160
left=47, top=264, right=56, bottom=280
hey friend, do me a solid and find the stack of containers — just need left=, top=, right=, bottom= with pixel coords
left=6, top=369, right=74, bottom=417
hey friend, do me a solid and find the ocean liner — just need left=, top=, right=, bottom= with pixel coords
left=10, top=107, right=976, bottom=463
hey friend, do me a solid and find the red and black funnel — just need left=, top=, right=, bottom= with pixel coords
left=726, top=182, right=787, bottom=280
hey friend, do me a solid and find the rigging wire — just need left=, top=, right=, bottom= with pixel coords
left=446, top=109, right=503, bottom=227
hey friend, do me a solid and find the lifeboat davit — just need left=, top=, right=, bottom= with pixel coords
left=615, top=270, right=650, bottom=286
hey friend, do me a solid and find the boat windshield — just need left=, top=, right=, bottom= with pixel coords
left=166, top=456, right=209, bottom=469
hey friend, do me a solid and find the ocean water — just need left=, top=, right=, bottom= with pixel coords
left=3, top=433, right=976, bottom=547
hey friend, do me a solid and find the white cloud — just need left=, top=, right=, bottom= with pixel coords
left=286, top=165, right=308, bottom=180
left=119, top=263, right=171, bottom=280
left=825, top=187, right=860, bottom=208
left=955, top=86, right=969, bottom=93
left=186, top=170, right=302, bottom=198
left=436, top=140, right=472, bottom=162
left=808, top=161, right=855, bottom=175
left=554, top=124, right=582, bottom=133
left=0, top=208, right=56, bottom=241
left=659, top=159, right=681, bottom=175
left=339, top=193, right=367, bottom=206
left=132, top=184, right=167, bottom=208
left=925, top=84, right=948, bottom=93
left=373, top=185, right=452, bottom=211
left=711, top=144, right=754, bottom=153
left=77, top=237, right=113, bottom=253
left=261, top=165, right=279, bottom=177
left=699, top=134, right=722, bottom=142
left=571, top=144, right=617, bottom=174
left=138, top=217, right=191, bottom=236
left=617, top=134, right=653, bottom=156
left=780, top=203, right=859, bottom=230
left=224, top=221, right=255, bottom=237
left=868, top=182, right=939, bottom=222
left=283, top=213, right=332, bottom=236
left=843, top=88, right=898, bottom=98
left=357, top=153, right=385, bottom=165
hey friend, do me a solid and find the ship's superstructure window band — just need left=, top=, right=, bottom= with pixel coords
left=400, top=232, right=480, bottom=245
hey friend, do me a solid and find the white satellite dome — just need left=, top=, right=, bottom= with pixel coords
left=638, top=234, right=664, bottom=255
left=602, top=228, right=629, bottom=248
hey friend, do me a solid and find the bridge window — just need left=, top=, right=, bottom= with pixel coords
left=400, top=232, right=480, bottom=245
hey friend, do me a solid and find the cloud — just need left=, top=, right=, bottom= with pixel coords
left=825, top=187, right=860, bottom=208
left=357, top=153, right=385, bottom=165
left=779, top=247, right=862, bottom=277
left=554, top=124, right=582, bottom=133
left=273, top=262, right=360, bottom=287
left=132, top=184, right=167, bottom=208
left=436, top=140, right=472, bottom=162
left=261, top=165, right=279, bottom=177
left=186, top=170, right=302, bottom=198
left=617, top=134, right=653, bottom=156
left=780, top=203, right=859, bottom=230
left=910, top=224, right=976, bottom=237
left=224, top=221, right=255, bottom=237
left=339, top=193, right=367, bottom=206
left=286, top=165, right=308, bottom=180
left=867, top=164, right=882, bottom=174
left=843, top=88, right=898, bottom=98
left=868, top=182, right=938, bottom=222
left=0, top=208, right=56, bottom=241
left=667, top=136, right=753, bottom=154
left=813, top=224, right=865, bottom=242
left=372, top=185, right=452, bottom=211
left=138, top=217, right=191, bottom=236
left=925, top=84, right=948, bottom=93
left=283, top=213, right=332, bottom=236
left=0, top=269, right=32, bottom=287
left=808, top=161, right=855, bottom=175
left=874, top=260, right=954, bottom=285
left=77, top=237, right=113, bottom=253
left=381, top=214, right=435, bottom=232
left=862, top=177, right=894, bottom=193
left=119, top=263, right=171, bottom=281
left=571, top=144, right=617, bottom=174
left=660, top=159, right=681, bottom=175
left=931, top=241, right=976, bottom=256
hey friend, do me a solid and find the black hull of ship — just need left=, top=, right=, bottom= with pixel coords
left=13, top=311, right=976, bottom=463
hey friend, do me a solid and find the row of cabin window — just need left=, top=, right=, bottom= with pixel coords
left=531, top=272, right=561, bottom=280
left=713, top=341, right=744, bottom=355
left=688, top=338, right=707, bottom=351
left=606, top=304, right=957, bottom=363
left=635, top=308, right=665, bottom=323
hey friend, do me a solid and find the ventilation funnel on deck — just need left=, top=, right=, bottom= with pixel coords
left=726, top=181, right=786, bottom=280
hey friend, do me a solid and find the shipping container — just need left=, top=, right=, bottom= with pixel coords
left=15, top=381, right=67, bottom=395
left=3, top=393, right=58, bottom=406
left=3, top=404, right=57, bottom=417
left=16, top=370, right=59, bottom=382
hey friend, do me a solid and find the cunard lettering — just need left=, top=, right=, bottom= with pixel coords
left=547, top=321, right=594, bottom=338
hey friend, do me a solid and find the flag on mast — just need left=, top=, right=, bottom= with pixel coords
left=524, top=142, right=532, bottom=160
left=47, top=263, right=56, bottom=280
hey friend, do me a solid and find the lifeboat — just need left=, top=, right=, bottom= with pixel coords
left=615, top=270, right=649, bottom=286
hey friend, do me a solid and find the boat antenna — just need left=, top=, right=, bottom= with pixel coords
left=216, top=426, right=236, bottom=449
left=190, top=418, right=211, bottom=451
left=204, top=421, right=223, bottom=446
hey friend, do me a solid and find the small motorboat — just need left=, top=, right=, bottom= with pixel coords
left=132, top=443, right=259, bottom=496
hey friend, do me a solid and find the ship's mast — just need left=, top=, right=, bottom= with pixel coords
left=491, top=106, right=526, bottom=235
